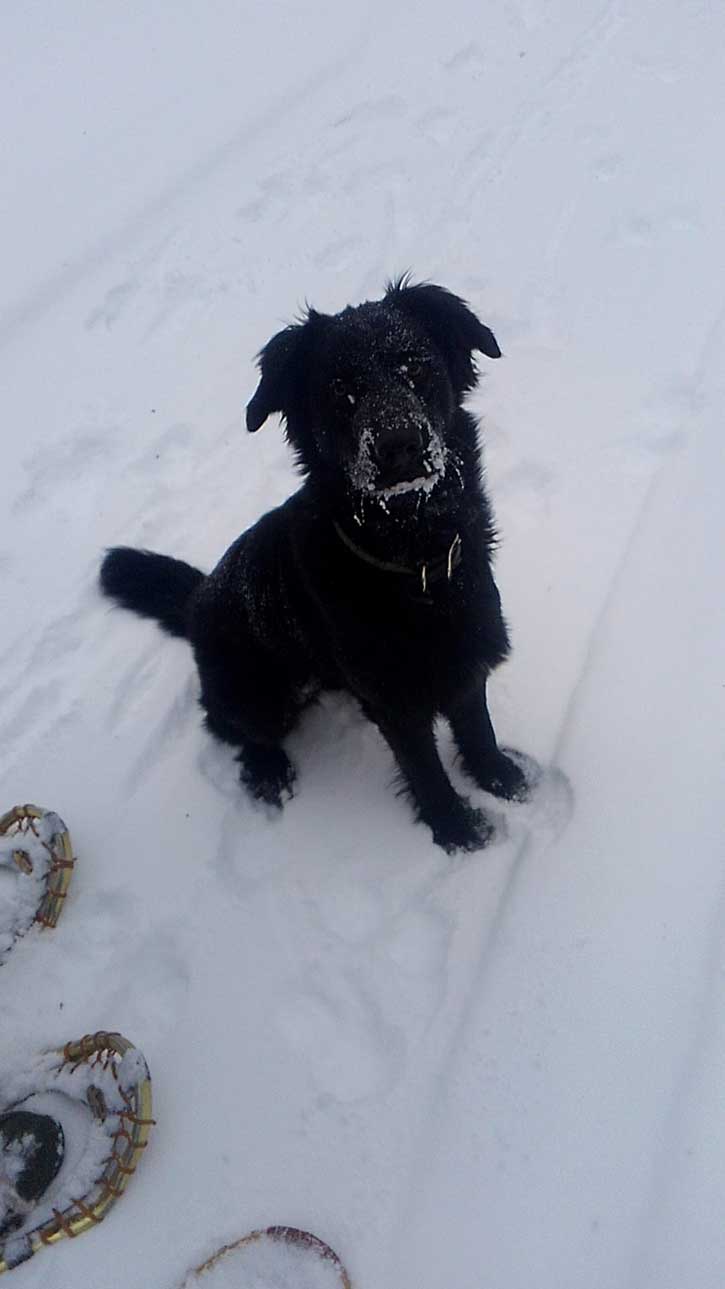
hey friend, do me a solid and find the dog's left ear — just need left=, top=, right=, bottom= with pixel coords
left=386, top=279, right=501, bottom=393
left=246, top=313, right=322, bottom=432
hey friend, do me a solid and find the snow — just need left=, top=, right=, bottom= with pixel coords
left=0, top=1136, right=34, bottom=1235
left=1, top=1, right=724, bottom=1287
left=117, top=1048, right=151, bottom=1097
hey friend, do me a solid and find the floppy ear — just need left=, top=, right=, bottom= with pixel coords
left=246, top=317, right=317, bottom=433
left=386, top=278, right=501, bottom=393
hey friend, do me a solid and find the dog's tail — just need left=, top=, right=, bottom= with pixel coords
left=100, top=547, right=205, bottom=640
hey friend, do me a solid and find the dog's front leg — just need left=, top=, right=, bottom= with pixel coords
left=369, top=710, right=494, bottom=853
left=446, top=680, right=528, bottom=801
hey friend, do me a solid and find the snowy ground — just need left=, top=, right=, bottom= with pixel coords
left=2, top=1, right=724, bottom=1286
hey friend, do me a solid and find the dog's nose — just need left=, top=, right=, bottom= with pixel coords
left=374, top=423, right=425, bottom=481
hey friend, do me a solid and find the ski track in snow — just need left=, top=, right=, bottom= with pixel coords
left=2, top=1, right=725, bottom=1286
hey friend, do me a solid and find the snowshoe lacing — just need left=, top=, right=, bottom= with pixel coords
left=0, top=1032, right=154, bottom=1275
left=0, top=804, right=75, bottom=932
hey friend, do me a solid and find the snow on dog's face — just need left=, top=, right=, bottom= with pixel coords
left=309, top=300, right=452, bottom=500
left=246, top=278, right=501, bottom=508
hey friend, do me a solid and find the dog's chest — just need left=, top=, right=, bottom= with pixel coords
left=307, top=567, right=497, bottom=708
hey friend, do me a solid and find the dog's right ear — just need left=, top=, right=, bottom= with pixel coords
left=246, top=314, right=320, bottom=433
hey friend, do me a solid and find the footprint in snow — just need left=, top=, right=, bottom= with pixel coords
left=442, top=42, right=486, bottom=72
left=85, top=277, right=140, bottom=331
left=382, top=906, right=452, bottom=1032
left=415, top=107, right=459, bottom=147
left=0, top=680, right=80, bottom=763
left=592, top=152, right=622, bottom=182
left=486, top=751, right=574, bottom=850
left=28, top=609, right=84, bottom=669
left=608, top=204, right=702, bottom=250
left=385, top=906, right=451, bottom=982
left=104, top=927, right=191, bottom=1037
left=275, top=979, right=403, bottom=1104
left=305, top=880, right=386, bottom=946
left=313, top=236, right=363, bottom=272
left=210, top=796, right=295, bottom=899
left=237, top=172, right=294, bottom=224
left=11, top=432, right=113, bottom=516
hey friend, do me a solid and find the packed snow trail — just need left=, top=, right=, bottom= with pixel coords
left=1, top=1, right=724, bottom=1287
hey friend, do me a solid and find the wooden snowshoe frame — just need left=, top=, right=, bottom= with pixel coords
left=0, top=803, right=75, bottom=933
left=0, top=1032, right=154, bottom=1275
left=191, top=1225, right=352, bottom=1286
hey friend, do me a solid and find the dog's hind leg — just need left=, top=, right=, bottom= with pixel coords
left=195, top=638, right=304, bottom=809
left=446, top=680, right=529, bottom=801
left=204, top=703, right=297, bottom=807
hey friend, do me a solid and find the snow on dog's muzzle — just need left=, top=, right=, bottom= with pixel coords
left=349, top=394, right=446, bottom=499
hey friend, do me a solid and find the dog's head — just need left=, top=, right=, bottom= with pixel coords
left=246, top=279, right=500, bottom=506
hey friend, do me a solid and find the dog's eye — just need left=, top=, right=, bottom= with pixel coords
left=330, top=378, right=356, bottom=406
left=399, top=358, right=427, bottom=381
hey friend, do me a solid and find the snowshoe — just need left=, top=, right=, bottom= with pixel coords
left=0, top=805, right=75, bottom=964
left=181, top=1226, right=352, bottom=1287
left=0, top=1032, right=153, bottom=1274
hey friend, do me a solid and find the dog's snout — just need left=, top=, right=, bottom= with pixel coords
left=374, top=422, right=425, bottom=478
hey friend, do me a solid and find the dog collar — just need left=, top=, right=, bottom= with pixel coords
left=333, top=521, right=462, bottom=596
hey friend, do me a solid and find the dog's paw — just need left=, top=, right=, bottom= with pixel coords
left=430, top=799, right=497, bottom=854
left=238, top=744, right=297, bottom=810
left=471, top=749, right=531, bottom=802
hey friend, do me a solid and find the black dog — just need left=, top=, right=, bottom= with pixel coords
left=100, top=278, right=528, bottom=852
